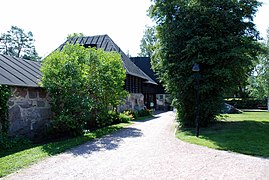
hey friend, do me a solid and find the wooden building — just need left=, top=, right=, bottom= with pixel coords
left=130, top=57, right=171, bottom=110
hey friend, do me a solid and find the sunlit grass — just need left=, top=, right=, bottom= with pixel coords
left=176, top=112, right=269, bottom=157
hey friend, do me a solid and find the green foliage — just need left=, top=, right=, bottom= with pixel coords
left=137, top=109, right=152, bottom=117
left=0, top=134, right=31, bottom=151
left=0, top=85, right=10, bottom=134
left=118, top=113, right=133, bottom=123
left=247, top=28, right=269, bottom=110
left=150, top=0, right=262, bottom=127
left=139, top=26, right=158, bottom=57
left=225, top=98, right=267, bottom=109
left=67, top=33, right=84, bottom=39
left=0, top=26, right=41, bottom=61
left=122, top=109, right=152, bottom=120
left=41, top=43, right=127, bottom=136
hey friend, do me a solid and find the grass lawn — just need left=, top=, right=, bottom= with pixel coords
left=176, top=111, right=269, bottom=157
left=0, top=123, right=130, bottom=178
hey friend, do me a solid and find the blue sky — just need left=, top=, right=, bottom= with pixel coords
left=0, top=0, right=268, bottom=58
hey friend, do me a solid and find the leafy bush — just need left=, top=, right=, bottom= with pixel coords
left=122, top=109, right=152, bottom=120
left=123, top=110, right=138, bottom=119
left=137, top=109, right=152, bottom=117
left=0, top=85, right=10, bottom=133
left=119, top=113, right=133, bottom=123
left=0, top=133, right=31, bottom=151
left=225, top=99, right=267, bottom=109
left=41, top=43, right=127, bottom=136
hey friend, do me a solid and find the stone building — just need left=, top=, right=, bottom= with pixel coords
left=0, top=35, right=158, bottom=138
left=0, top=54, right=51, bottom=139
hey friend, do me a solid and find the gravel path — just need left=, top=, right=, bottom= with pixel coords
left=4, top=111, right=269, bottom=180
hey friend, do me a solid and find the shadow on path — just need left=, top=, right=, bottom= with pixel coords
left=68, top=127, right=143, bottom=156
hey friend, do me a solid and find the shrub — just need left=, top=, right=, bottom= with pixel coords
left=0, top=133, right=31, bottom=151
left=225, top=99, right=267, bottom=109
left=0, top=85, right=10, bottom=133
left=137, top=109, right=152, bottom=117
left=41, top=43, right=127, bottom=136
left=119, top=113, right=133, bottom=123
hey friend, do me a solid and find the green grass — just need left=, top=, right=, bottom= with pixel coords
left=0, top=123, right=130, bottom=178
left=176, top=111, right=269, bottom=157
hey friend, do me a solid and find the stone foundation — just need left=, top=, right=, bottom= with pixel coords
left=6, top=89, right=145, bottom=139
left=8, top=87, right=51, bottom=139
left=118, top=93, right=145, bottom=112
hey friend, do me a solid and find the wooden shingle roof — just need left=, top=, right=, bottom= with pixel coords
left=0, top=54, right=41, bottom=87
left=58, top=35, right=157, bottom=85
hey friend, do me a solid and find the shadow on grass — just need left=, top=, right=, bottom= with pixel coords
left=0, top=144, right=35, bottom=158
left=42, top=127, right=143, bottom=156
left=0, top=123, right=135, bottom=158
left=180, top=120, right=269, bottom=157
left=132, top=115, right=158, bottom=122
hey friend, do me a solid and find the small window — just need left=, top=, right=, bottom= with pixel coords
left=84, top=44, right=97, bottom=48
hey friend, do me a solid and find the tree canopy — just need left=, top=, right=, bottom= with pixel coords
left=139, top=26, right=157, bottom=57
left=0, top=26, right=41, bottom=61
left=248, top=28, right=269, bottom=110
left=150, top=0, right=262, bottom=127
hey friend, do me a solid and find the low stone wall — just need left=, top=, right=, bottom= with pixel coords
left=118, top=93, right=145, bottom=112
left=6, top=89, right=145, bottom=139
left=8, top=87, right=51, bottom=139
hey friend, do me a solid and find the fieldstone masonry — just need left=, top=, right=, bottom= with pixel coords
left=8, top=87, right=51, bottom=139
left=118, top=93, right=145, bottom=112
left=6, top=88, right=145, bottom=139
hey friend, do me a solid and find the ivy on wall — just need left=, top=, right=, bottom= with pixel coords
left=0, top=85, right=11, bottom=133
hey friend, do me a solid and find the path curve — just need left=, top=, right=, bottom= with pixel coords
left=4, top=111, right=269, bottom=179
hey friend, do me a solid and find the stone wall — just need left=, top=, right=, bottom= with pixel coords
left=118, top=93, right=145, bottom=112
left=6, top=89, right=146, bottom=139
left=8, top=87, right=51, bottom=139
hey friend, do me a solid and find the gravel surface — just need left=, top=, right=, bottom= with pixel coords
left=4, top=111, right=269, bottom=180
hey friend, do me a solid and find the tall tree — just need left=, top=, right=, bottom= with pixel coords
left=150, top=0, right=262, bottom=127
left=0, top=26, right=40, bottom=61
left=139, top=25, right=157, bottom=57
left=248, top=28, right=269, bottom=111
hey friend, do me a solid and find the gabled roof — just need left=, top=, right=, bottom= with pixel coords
left=130, top=57, right=166, bottom=94
left=130, top=57, right=158, bottom=83
left=58, top=35, right=157, bottom=85
left=0, top=54, right=41, bottom=87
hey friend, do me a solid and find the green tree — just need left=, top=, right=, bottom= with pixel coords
left=66, top=33, right=85, bottom=39
left=0, top=26, right=40, bottom=61
left=139, top=26, right=157, bottom=57
left=41, top=43, right=127, bottom=135
left=248, top=28, right=269, bottom=111
left=150, top=0, right=262, bottom=127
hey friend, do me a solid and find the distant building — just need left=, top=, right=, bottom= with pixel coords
left=130, top=57, right=171, bottom=110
